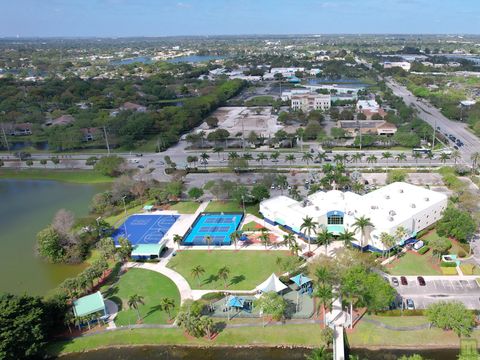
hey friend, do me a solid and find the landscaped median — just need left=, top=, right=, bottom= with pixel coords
left=48, top=324, right=327, bottom=356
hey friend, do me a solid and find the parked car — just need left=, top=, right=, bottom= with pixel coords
left=391, top=277, right=399, bottom=287
left=400, top=276, right=408, bottom=285
left=406, top=298, right=415, bottom=310
left=413, top=240, right=424, bottom=251
left=417, top=276, right=426, bottom=286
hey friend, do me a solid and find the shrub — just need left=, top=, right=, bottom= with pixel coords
left=440, top=261, right=457, bottom=267
left=377, top=309, right=425, bottom=316
left=418, top=246, right=430, bottom=255
left=460, top=264, right=476, bottom=275
left=457, top=249, right=466, bottom=258
left=441, top=267, right=457, bottom=275
left=200, top=292, right=225, bottom=301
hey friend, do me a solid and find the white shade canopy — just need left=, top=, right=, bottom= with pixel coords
left=255, top=273, right=288, bottom=293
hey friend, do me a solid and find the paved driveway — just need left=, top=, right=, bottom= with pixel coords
left=390, top=276, right=480, bottom=309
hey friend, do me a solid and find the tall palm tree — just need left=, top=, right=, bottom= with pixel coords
left=381, top=152, right=392, bottom=169
left=300, top=216, right=318, bottom=252
left=314, top=266, right=332, bottom=286
left=159, top=297, right=176, bottom=320
left=259, top=228, right=271, bottom=249
left=333, top=153, right=344, bottom=164
left=289, top=241, right=301, bottom=256
left=302, top=152, right=314, bottom=166
left=395, top=153, right=407, bottom=163
left=351, top=153, right=363, bottom=163
left=217, top=266, right=230, bottom=289
left=285, top=154, right=296, bottom=167
left=243, top=152, right=253, bottom=160
left=213, top=146, right=223, bottom=160
left=352, top=216, right=373, bottom=248
left=228, top=152, right=239, bottom=161
left=394, top=226, right=408, bottom=246
left=270, top=151, right=280, bottom=162
left=204, top=235, right=212, bottom=251
left=366, top=155, right=377, bottom=165
left=338, top=230, right=356, bottom=248
left=200, top=316, right=215, bottom=340
left=316, top=227, right=332, bottom=255
left=314, top=284, right=333, bottom=327
left=200, top=152, right=210, bottom=169
left=230, top=230, right=241, bottom=249
left=471, top=151, right=480, bottom=170
left=256, top=152, right=268, bottom=165
left=128, top=294, right=145, bottom=322
left=173, top=234, right=182, bottom=249
left=439, top=152, right=450, bottom=164
left=282, top=233, right=296, bottom=253
left=191, top=265, right=206, bottom=286
left=316, top=152, right=327, bottom=163
left=412, top=152, right=422, bottom=169
left=379, top=232, right=394, bottom=258
left=424, top=152, right=434, bottom=165
left=451, top=150, right=461, bottom=165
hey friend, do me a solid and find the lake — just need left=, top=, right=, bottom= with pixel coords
left=0, top=179, right=105, bottom=295
left=58, top=346, right=460, bottom=360
left=167, top=55, right=224, bottom=63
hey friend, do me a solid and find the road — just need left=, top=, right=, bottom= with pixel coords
left=386, top=78, right=480, bottom=165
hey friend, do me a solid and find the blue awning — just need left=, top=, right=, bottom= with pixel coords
left=228, top=296, right=245, bottom=308
left=290, top=274, right=312, bottom=287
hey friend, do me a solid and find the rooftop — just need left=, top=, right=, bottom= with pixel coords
left=73, top=291, right=106, bottom=318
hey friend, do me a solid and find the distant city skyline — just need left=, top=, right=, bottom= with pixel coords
left=1, top=0, right=480, bottom=37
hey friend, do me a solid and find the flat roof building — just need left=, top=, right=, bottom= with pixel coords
left=338, top=120, right=397, bottom=136
left=260, top=182, right=448, bottom=251
left=291, top=93, right=331, bottom=112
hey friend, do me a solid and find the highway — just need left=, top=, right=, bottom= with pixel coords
left=386, top=78, right=480, bottom=166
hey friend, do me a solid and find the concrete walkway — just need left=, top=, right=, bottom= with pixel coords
left=104, top=299, right=118, bottom=329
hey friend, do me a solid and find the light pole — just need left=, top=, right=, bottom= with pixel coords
left=122, top=196, right=128, bottom=237
left=241, top=195, right=246, bottom=214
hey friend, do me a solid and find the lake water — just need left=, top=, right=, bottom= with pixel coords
left=58, top=346, right=460, bottom=360
left=167, top=55, right=224, bottom=63
left=0, top=179, right=105, bottom=295
left=110, top=56, right=153, bottom=66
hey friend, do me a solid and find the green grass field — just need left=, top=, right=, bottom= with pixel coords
left=102, top=268, right=180, bottom=326
left=387, top=252, right=442, bottom=276
left=168, top=201, right=200, bottom=214
left=48, top=324, right=326, bottom=356
left=167, top=250, right=292, bottom=290
left=0, top=169, right=113, bottom=183
left=104, top=204, right=146, bottom=226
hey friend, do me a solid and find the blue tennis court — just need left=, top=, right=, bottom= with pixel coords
left=183, top=213, right=243, bottom=246
left=112, top=214, right=179, bottom=246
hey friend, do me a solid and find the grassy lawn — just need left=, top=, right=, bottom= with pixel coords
left=245, top=95, right=275, bottom=106
left=102, top=268, right=180, bottom=326
left=387, top=252, right=442, bottom=276
left=241, top=221, right=264, bottom=231
left=167, top=250, right=292, bottom=290
left=348, top=317, right=470, bottom=348
left=365, top=315, right=429, bottom=327
left=104, top=203, right=146, bottom=226
left=205, top=201, right=262, bottom=218
left=168, top=201, right=200, bottom=214
left=0, top=169, right=113, bottom=184
left=48, top=324, right=325, bottom=356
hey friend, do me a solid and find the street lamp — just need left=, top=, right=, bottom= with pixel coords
left=122, top=196, right=128, bottom=237
left=241, top=195, right=246, bottom=214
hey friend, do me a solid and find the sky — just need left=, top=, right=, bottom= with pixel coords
left=1, top=0, right=480, bottom=37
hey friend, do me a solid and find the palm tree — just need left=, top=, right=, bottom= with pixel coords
left=200, top=152, right=210, bottom=169
left=270, top=151, right=280, bottom=162
left=316, top=152, right=327, bottom=163
left=379, top=232, right=394, bottom=258
left=259, top=228, right=271, bottom=249
left=395, top=153, right=407, bottom=163
left=351, top=153, right=363, bottom=163
left=173, top=234, right=182, bottom=249
left=230, top=230, right=241, bottom=249
left=451, top=150, right=461, bottom=165
left=412, top=152, right=422, bottom=169
left=228, top=151, right=239, bottom=161
left=306, top=347, right=332, bottom=360
left=256, top=152, right=268, bottom=165
left=213, top=146, right=223, bottom=160
left=394, top=226, right=408, bottom=246
left=381, top=152, right=392, bottom=169
left=471, top=151, right=480, bottom=170
left=316, top=227, right=332, bottom=255
left=243, top=152, right=253, bottom=160
left=191, top=265, right=206, bottom=286
left=300, top=216, right=318, bottom=252
left=128, top=294, right=145, bottom=322
left=424, top=152, right=434, bottom=165
left=352, top=216, right=373, bottom=248
left=314, top=266, right=332, bottom=285
left=314, top=284, right=333, bottom=327
left=285, top=154, right=296, bottom=167
left=333, top=153, right=344, bottom=164
left=217, top=266, right=230, bottom=289
left=439, top=152, right=450, bottom=164
left=302, top=152, right=314, bottom=166
left=159, top=297, right=176, bottom=320
left=366, top=155, right=377, bottom=165
left=289, top=241, right=301, bottom=256
left=204, top=235, right=212, bottom=251
left=282, top=233, right=296, bottom=253
left=200, top=316, right=215, bottom=340
left=338, top=230, right=356, bottom=248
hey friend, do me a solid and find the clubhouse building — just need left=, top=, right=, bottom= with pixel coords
left=260, top=182, right=448, bottom=252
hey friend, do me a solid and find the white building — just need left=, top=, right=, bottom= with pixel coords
left=281, top=89, right=312, bottom=101
left=270, top=67, right=305, bottom=76
left=259, top=182, right=448, bottom=251
left=291, top=93, right=331, bottom=112
left=356, top=99, right=380, bottom=113
left=383, top=61, right=411, bottom=71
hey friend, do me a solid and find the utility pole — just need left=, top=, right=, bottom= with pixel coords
left=431, top=118, right=436, bottom=151
left=103, top=126, right=110, bottom=155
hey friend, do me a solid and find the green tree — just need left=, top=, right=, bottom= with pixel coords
left=97, top=237, right=116, bottom=260
left=426, top=301, right=475, bottom=337
left=217, top=266, right=230, bottom=288
left=437, top=206, right=476, bottom=242
left=128, top=294, right=145, bottom=322
left=251, top=184, right=270, bottom=202
left=306, top=347, right=333, bottom=360
left=36, top=227, right=64, bottom=263
left=429, top=236, right=451, bottom=258
left=0, top=294, right=48, bottom=360
left=314, top=284, right=333, bottom=327
left=159, top=297, right=176, bottom=320
left=316, top=227, right=333, bottom=255
left=352, top=216, right=373, bottom=248
left=253, top=291, right=287, bottom=326
left=338, top=230, right=356, bottom=248
left=188, top=187, right=204, bottom=200
left=173, top=234, right=183, bottom=249
left=94, top=156, right=125, bottom=177
left=321, top=326, right=334, bottom=347
left=395, top=153, right=407, bottom=163
left=118, top=237, right=133, bottom=261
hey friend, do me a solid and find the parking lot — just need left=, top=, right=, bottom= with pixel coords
left=390, top=276, right=480, bottom=310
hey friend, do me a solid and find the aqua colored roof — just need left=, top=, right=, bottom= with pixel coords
left=327, top=224, right=344, bottom=235
left=290, top=274, right=312, bottom=287
left=73, top=291, right=106, bottom=317
left=228, top=296, right=245, bottom=308
left=131, top=243, right=164, bottom=257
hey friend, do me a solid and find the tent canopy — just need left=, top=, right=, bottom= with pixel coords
left=255, top=273, right=288, bottom=293
left=228, top=296, right=245, bottom=308
left=290, top=274, right=312, bottom=287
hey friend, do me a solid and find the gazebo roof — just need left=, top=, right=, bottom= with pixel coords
left=73, top=291, right=106, bottom=318
left=228, top=296, right=245, bottom=308
left=131, top=244, right=164, bottom=257
left=290, top=274, right=312, bottom=287
left=255, top=273, right=288, bottom=293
